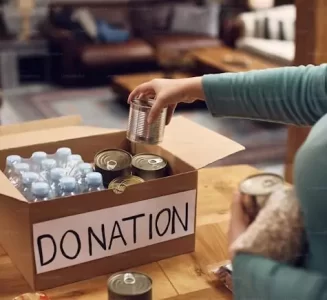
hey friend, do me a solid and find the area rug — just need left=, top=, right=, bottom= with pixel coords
left=6, top=86, right=287, bottom=166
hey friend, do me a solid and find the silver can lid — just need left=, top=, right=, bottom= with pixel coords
left=132, top=154, right=167, bottom=171
left=239, top=173, right=284, bottom=196
left=95, top=149, right=132, bottom=171
left=108, top=272, right=152, bottom=296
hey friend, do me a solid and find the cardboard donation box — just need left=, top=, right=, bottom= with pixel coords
left=0, top=116, right=244, bottom=290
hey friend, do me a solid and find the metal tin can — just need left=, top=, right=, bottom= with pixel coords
left=132, top=153, right=168, bottom=181
left=215, top=263, right=233, bottom=292
left=239, top=173, right=284, bottom=220
left=94, top=149, right=132, bottom=187
left=108, top=175, right=145, bottom=194
left=107, top=272, right=152, bottom=300
left=127, top=98, right=167, bottom=145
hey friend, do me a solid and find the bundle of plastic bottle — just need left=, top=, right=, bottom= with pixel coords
left=3, top=147, right=105, bottom=202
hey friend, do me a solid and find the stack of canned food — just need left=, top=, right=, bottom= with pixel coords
left=94, top=148, right=169, bottom=194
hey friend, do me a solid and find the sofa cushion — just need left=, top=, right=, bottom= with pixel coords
left=151, top=34, right=220, bottom=54
left=96, top=20, right=130, bottom=43
left=80, top=39, right=154, bottom=67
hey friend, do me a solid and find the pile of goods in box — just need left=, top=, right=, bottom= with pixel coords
left=3, top=147, right=169, bottom=202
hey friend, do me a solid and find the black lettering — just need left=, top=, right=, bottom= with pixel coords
left=37, top=234, right=57, bottom=266
left=122, top=214, right=145, bottom=244
left=88, top=224, right=106, bottom=256
left=172, top=203, right=189, bottom=234
left=60, top=230, right=81, bottom=260
left=149, top=213, right=153, bottom=240
left=155, top=208, right=171, bottom=237
left=108, top=221, right=127, bottom=250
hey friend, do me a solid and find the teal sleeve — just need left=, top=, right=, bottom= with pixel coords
left=202, top=64, right=327, bottom=126
left=233, top=254, right=327, bottom=300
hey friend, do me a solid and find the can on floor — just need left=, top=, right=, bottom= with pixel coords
left=127, top=98, right=167, bottom=145
left=107, top=272, right=152, bottom=300
left=239, top=173, right=284, bottom=220
left=132, top=153, right=168, bottom=181
left=108, top=175, right=145, bottom=194
left=94, top=149, right=132, bottom=187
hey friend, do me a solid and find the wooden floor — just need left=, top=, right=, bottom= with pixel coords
left=0, top=165, right=260, bottom=299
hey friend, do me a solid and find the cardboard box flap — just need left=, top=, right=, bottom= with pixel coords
left=0, top=171, right=25, bottom=201
left=0, top=126, right=124, bottom=151
left=0, top=115, right=83, bottom=136
left=162, top=116, right=245, bottom=169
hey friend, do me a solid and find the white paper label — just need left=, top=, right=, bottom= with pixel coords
left=33, top=189, right=196, bottom=274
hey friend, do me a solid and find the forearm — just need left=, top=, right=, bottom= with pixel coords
left=202, top=64, right=327, bottom=126
left=233, top=253, right=327, bottom=300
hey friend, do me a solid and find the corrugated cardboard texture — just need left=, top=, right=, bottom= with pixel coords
left=0, top=115, right=82, bottom=136
left=163, top=117, right=245, bottom=169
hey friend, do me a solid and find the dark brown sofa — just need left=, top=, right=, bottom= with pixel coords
left=45, top=2, right=220, bottom=86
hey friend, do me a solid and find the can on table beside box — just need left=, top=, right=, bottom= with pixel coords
left=216, top=263, right=233, bottom=292
left=239, top=172, right=284, bottom=220
left=107, top=272, right=152, bottom=300
left=127, top=98, right=167, bottom=145
left=132, top=153, right=168, bottom=181
left=94, top=149, right=132, bottom=187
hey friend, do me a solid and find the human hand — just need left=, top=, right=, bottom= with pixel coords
left=127, top=77, right=205, bottom=125
left=228, top=192, right=251, bottom=260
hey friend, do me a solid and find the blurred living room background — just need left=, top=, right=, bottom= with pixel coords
left=0, top=0, right=296, bottom=177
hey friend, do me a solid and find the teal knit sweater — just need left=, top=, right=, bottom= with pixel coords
left=203, top=64, right=327, bottom=300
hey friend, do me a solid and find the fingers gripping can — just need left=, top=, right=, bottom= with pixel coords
left=239, top=173, right=284, bottom=220
left=107, top=272, right=152, bottom=300
left=127, top=98, right=167, bottom=145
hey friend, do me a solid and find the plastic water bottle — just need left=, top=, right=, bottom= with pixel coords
left=21, top=172, right=40, bottom=200
left=86, top=172, right=105, bottom=192
left=60, top=176, right=77, bottom=197
left=55, top=147, right=72, bottom=168
left=40, top=158, right=57, bottom=182
left=31, top=151, right=47, bottom=172
left=11, top=163, right=30, bottom=188
left=49, top=168, right=66, bottom=198
left=4, top=155, right=22, bottom=178
left=66, top=154, right=83, bottom=176
left=31, top=182, right=51, bottom=202
left=76, top=163, right=93, bottom=193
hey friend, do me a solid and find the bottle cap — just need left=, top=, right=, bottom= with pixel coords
left=41, top=159, right=57, bottom=171
left=14, top=163, right=30, bottom=173
left=56, top=147, right=72, bottom=158
left=22, top=172, right=39, bottom=185
left=50, top=168, right=66, bottom=181
left=78, top=163, right=93, bottom=175
left=31, top=182, right=50, bottom=197
left=31, top=152, right=47, bottom=164
left=67, top=154, right=83, bottom=162
left=86, top=172, right=103, bottom=186
left=60, top=176, right=77, bottom=191
left=6, top=155, right=22, bottom=167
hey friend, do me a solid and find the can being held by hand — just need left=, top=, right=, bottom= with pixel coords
left=239, top=172, right=284, bottom=220
left=127, top=98, right=167, bottom=145
left=132, top=153, right=168, bottom=180
left=107, top=272, right=152, bottom=300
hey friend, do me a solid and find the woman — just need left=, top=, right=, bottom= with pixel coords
left=128, top=64, right=327, bottom=299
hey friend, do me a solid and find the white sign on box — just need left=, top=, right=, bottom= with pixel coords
left=33, top=190, right=196, bottom=274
